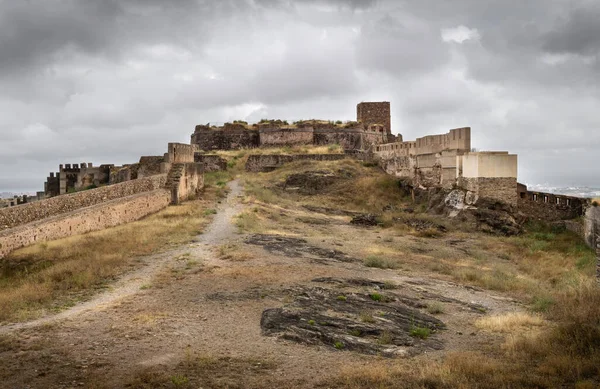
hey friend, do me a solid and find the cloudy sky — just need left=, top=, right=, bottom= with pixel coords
left=1, top=0, right=598, bottom=192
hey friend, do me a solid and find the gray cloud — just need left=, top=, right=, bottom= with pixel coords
left=0, top=0, right=598, bottom=192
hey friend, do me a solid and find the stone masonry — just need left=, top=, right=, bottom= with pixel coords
left=191, top=102, right=397, bottom=152
left=356, top=101, right=391, bottom=135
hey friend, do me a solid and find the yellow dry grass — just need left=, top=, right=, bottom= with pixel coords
left=0, top=188, right=220, bottom=323
left=475, top=312, right=545, bottom=333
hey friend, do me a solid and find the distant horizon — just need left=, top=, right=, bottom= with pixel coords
left=3, top=182, right=600, bottom=200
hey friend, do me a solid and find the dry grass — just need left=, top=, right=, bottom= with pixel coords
left=475, top=312, right=545, bottom=333
left=216, top=244, right=254, bottom=262
left=243, top=158, right=410, bottom=215
left=237, top=157, right=600, bottom=388
left=0, top=188, right=219, bottom=323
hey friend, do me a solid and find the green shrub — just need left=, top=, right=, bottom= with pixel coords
left=370, top=293, right=383, bottom=301
left=409, top=326, right=431, bottom=339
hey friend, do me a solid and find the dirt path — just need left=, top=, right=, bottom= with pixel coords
left=0, top=180, right=244, bottom=335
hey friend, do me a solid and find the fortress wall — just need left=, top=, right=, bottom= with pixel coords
left=519, top=190, right=589, bottom=221
left=0, top=174, right=167, bottom=231
left=259, top=127, right=314, bottom=146
left=137, top=156, right=164, bottom=178
left=313, top=128, right=388, bottom=150
left=245, top=154, right=347, bottom=173
left=167, top=143, right=197, bottom=164
left=0, top=189, right=171, bottom=259
left=195, top=154, right=228, bottom=172
left=583, top=206, right=600, bottom=281
left=460, top=177, right=518, bottom=206
left=168, top=163, right=204, bottom=205
left=192, top=125, right=260, bottom=151
left=461, top=152, right=516, bottom=178
left=414, top=127, right=471, bottom=155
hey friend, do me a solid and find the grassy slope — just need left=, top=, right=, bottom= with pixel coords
left=237, top=156, right=600, bottom=388
left=1, top=146, right=598, bottom=387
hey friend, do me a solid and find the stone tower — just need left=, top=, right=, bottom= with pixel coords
left=357, top=102, right=391, bottom=134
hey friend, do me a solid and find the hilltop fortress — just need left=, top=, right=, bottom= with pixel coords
left=0, top=101, right=596, bottom=262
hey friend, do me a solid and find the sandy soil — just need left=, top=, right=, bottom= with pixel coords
left=0, top=180, right=522, bottom=388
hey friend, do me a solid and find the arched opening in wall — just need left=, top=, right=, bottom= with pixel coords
left=533, top=194, right=538, bottom=201
left=544, top=196, right=549, bottom=203
left=556, top=198, right=561, bottom=205
left=567, top=199, right=571, bottom=206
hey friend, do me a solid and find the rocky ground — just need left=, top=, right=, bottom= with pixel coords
left=0, top=177, right=529, bottom=389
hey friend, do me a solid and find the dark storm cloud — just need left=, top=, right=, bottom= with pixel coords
left=542, top=3, right=600, bottom=55
left=0, top=0, right=598, bottom=192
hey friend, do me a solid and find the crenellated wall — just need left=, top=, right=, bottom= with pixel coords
left=518, top=186, right=590, bottom=221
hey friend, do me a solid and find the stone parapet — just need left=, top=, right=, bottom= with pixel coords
left=0, top=189, right=171, bottom=259
left=0, top=174, right=167, bottom=231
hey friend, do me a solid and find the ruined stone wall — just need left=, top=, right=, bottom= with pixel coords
left=583, top=206, right=600, bottom=281
left=0, top=174, right=167, bottom=231
left=195, top=154, right=228, bottom=172
left=357, top=102, right=391, bottom=133
left=167, top=143, right=197, bottom=164
left=137, top=156, right=164, bottom=178
left=259, top=126, right=314, bottom=146
left=0, top=189, right=171, bottom=259
left=110, top=164, right=140, bottom=184
left=167, top=163, right=204, bottom=205
left=192, top=125, right=259, bottom=151
left=245, top=154, right=347, bottom=173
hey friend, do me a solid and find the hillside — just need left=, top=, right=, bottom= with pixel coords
left=0, top=149, right=598, bottom=388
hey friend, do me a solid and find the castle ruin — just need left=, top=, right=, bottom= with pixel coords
left=191, top=102, right=399, bottom=151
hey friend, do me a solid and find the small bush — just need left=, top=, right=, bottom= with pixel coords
left=336, top=295, right=347, bottom=301
left=363, top=256, right=398, bottom=269
left=349, top=329, right=362, bottom=337
left=416, top=227, right=443, bottom=238
left=410, top=326, right=431, bottom=339
left=370, top=293, right=383, bottom=302
left=359, top=312, right=375, bottom=323
left=334, top=341, right=345, bottom=349
left=377, top=331, right=393, bottom=345
left=308, top=319, right=316, bottom=326
left=426, top=302, right=445, bottom=314
left=532, top=295, right=555, bottom=313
